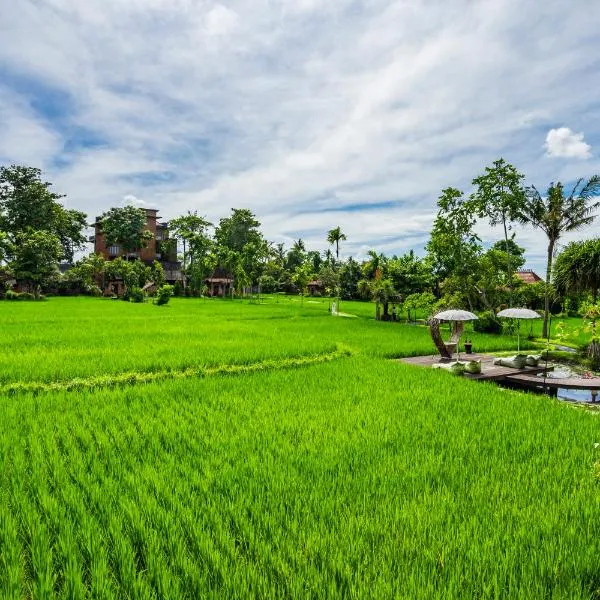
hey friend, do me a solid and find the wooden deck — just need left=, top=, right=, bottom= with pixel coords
left=400, top=353, right=552, bottom=382
left=505, top=373, right=600, bottom=390
left=401, top=353, right=600, bottom=393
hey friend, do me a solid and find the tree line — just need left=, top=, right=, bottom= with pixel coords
left=1, top=161, right=600, bottom=341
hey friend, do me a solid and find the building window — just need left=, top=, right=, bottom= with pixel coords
left=108, top=245, right=121, bottom=256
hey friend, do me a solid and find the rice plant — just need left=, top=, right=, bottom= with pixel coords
left=0, top=298, right=598, bottom=598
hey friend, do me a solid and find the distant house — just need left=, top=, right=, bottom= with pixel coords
left=91, top=208, right=183, bottom=295
left=205, top=277, right=233, bottom=297
left=515, top=270, right=544, bottom=285
left=307, top=280, right=324, bottom=295
left=205, top=268, right=234, bottom=297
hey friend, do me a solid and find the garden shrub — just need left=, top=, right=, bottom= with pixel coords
left=156, top=284, right=174, bottom=306
left=4, top=290, right=19, bottom=300
left=473, top=311, right=503, bottom=334
left=130, top=287, right=145, bottom=303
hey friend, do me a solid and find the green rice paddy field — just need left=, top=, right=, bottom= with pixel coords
left=1, top=297, right=600, bottom=599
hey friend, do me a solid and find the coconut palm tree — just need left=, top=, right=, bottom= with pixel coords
left=326, top=227, right=346, bottom=261
left=362, top=250, right=385, bottom=280
left=519, top=176, right=600, bottom=337
left=322, top=248, right=335, bottom=267
left=292, top=238, right=306, bottom=253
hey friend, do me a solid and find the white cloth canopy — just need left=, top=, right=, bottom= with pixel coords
left=497, top=308, right=541, bottom=319
left=433, top=309, right=479, bottom=322
left=497, top=307, right=541, bottom=351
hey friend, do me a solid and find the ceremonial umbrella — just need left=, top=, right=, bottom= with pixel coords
left=497, top=308, right=541, bottom=352
left=433, top=309, right=478, bottom=361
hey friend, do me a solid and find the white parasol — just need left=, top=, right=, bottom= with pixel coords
left=433, top=309, right=479, bottom=322
left=432, top=310, right=478, bottom=360
left=497, top=308, right=541, bottom=351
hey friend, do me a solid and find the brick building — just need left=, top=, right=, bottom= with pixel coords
left=92, top=208, right=182, bottom=295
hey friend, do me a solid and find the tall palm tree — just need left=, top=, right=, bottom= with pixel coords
left=292, top=238, right=306, bottom=253
left=269, top=242, right=286, bottom=266
left=519, top=176, right=600, bottom=337
left=363, top=250, right=385, bottom=280
left=326, top=227, right=346, bottom=261
left=322, top=248, right=334, bottom=267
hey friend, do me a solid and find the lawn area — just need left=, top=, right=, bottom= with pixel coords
left=1, top=297, right=599, bottom=598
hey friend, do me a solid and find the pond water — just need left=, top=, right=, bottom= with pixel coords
left=557, top=388, right=599, bottom=403
left=541, top=366, right=599, bottom=404
left=510, top=365, right=600, bottom=404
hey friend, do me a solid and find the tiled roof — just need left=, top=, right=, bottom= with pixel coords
left=515, top=270, right=543, bottom=284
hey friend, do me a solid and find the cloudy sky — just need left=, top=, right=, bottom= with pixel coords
left=1, top=0, right=599, bottom=272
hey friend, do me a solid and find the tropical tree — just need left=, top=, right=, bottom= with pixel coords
left=0, top=165, right=87, bottom=262
left=403, top=292, right=436, bottom=323
left=339, top=257, right=362, bottom=299
left=322, top=248, right=335, bottom=268
left=368, top=278, right=398, bottom=321
left=473, top=243, right=526, bottom=309
left=426, top=187, right=481, bottom=309
left=285, top=239, right=306, bottom=272
left=214, top=208, right=262, bottom=253
left=318, top=265, right=340, bottom=301
left=362, top=250, right=385, bottom=280
left=581, top=302, right=600, bottom=369
left=52, top=206, right=88, bottom=263
left=0, top=230, right=12, bottom=264
left=64, top=253, right=106, bottom=294
left=554, top=239, right=600, bottom=366
left=11, top=230, right=63, bottom=296
left=357, top=278, right=372, bottom=300
left=519, top=176, right=600, bottom=337
left=292, top=263, right=313, bottom=306
left=151, top=260, right=166, bottom=288
left=104, top=257, right=151, bottom=298
left=387, top=250, right=432, bottom=298
left=327, top=226, right=346, bottom=261
left=99, top=206, right=153, bottom=255
left=169, top=211, right=212, bottom=288
left=470, top=159, right=527, bottom=305
left=271, top=242, right=286, bottom=266
left=554, top=239, right=600, bottom=303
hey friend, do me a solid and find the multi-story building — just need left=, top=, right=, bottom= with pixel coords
left=92, top=208, right=182, bottom=295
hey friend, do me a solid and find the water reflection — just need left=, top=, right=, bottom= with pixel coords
left=558, top=388, right=599, bottom=403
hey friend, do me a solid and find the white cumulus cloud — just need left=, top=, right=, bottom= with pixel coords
left=122, top=194, right=146, bottom=207
left=204, top=5, right=239, bottom=37
left=545, top=127, right=591, bottom=159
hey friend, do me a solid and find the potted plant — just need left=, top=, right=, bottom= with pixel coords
left=464, top=338, right=473, bottom=354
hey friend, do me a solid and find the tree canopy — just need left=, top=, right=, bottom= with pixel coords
left=99, top=206, right=153, bottom=253
left=519, top=176, right=600, bottom=336
left=0, top=165, right=87, bottom=262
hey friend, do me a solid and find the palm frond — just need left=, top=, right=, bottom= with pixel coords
left=565, top=215, right=596, bottom=232
left=577, top=174, right=600, bottom=201
left=568, top=178, right=585, bottom=202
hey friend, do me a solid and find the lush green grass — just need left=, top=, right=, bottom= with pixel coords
left=0, top=297, right=526, bottom=384
left=1, top=297, right=599, bottom=598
